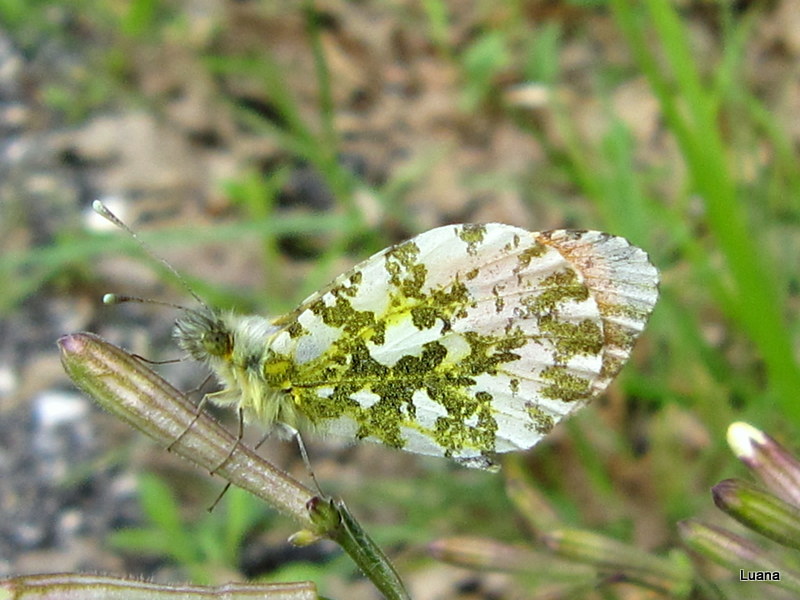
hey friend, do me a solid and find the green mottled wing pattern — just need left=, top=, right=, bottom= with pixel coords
left=260, top=224, right=658, bottom=469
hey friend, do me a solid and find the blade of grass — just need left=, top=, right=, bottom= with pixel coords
left=611, top=0, right=800, bottom=419
left=303, top=0, right=336, bottom=150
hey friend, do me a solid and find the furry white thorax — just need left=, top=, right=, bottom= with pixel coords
left=213, top=313, right=292, bottom=425
left=174, top=309, right=298, bottom=426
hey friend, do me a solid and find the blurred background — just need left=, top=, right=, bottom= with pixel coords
left=2, top=1, right=800, bottom=598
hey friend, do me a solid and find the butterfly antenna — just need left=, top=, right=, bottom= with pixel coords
left=102, top=293, right=191, bottom=311
left=92, top=200, right=209, bottom=310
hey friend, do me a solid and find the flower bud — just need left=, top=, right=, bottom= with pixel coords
left=679, top=519, right=800, bottom=594
left=727, top=422, right=800, bottom=505
left=713, top=478, right=800, bottom=550
left=0, top=573, right=317, bottom=599
left=541, top=529, right=690, bottom=594
left=58, top=332, right=314, bottom=526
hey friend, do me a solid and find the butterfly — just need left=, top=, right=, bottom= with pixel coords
left=170, top=223, right=658, bottom=469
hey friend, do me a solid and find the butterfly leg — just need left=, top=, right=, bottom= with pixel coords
left=207, top=481, right=233, bottom=513
left=209, top=406, right=245, bottom=475
left=167, top=373, right=216, bottom=451
left=272, top=423, right=324, bottom=496
left=207, top=408, right=247, bottom=512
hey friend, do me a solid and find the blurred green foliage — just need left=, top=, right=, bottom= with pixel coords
left=5, top=0, right=800, bottom=597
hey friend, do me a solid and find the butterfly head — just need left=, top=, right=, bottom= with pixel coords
left=173, top=308, right=234, bottom=363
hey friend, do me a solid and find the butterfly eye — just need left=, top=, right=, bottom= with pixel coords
left=202, top=328, right=233, bottom=358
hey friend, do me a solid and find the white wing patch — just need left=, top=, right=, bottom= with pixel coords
left=176, top=223, right=659, bottom=470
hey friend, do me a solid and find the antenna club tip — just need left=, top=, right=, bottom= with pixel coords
left=92, top=199, right=106, bottom=214
left=103, top=293, right=119, bottom=305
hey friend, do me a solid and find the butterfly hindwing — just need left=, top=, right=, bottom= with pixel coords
left=256, top=224, right=658, bottom=468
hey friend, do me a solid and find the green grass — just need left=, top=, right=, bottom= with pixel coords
left=6, top=0, right=800, bottom=598
left=110, top=474, right=273, bottom=585
left=612, top=0, right=800, bottom=420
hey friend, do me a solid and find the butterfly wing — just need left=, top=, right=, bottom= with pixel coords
left=264, top=224, right=658, bottom=468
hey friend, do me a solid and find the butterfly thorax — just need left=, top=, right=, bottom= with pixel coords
left=173, top=309, right=297, bottom=426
